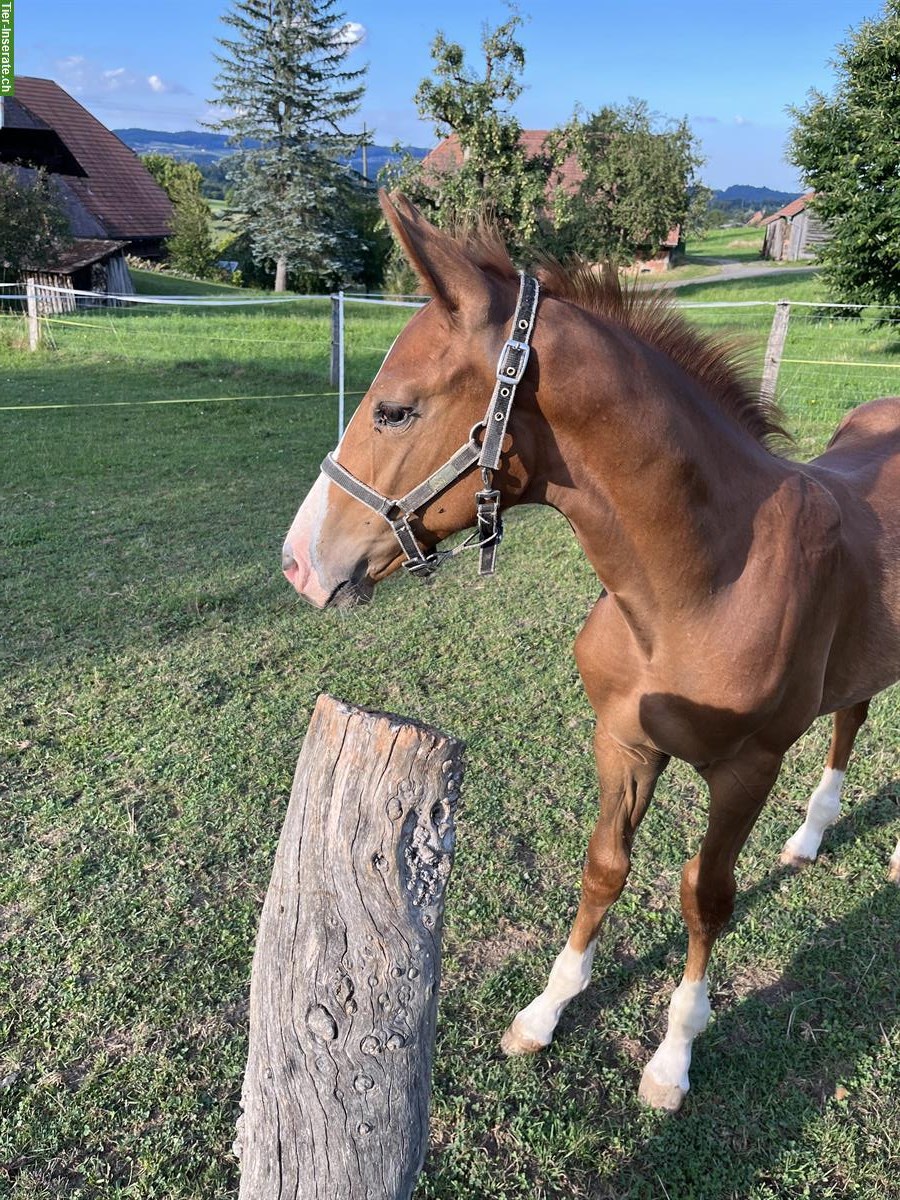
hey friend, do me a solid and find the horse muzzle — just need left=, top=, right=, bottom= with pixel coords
left=282, top=541, right=375, bottom=609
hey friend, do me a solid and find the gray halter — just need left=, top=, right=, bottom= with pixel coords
left=320, top=272, right=540, bottom=579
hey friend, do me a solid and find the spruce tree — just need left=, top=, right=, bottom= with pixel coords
left=208, top=0, right=366, bottom=291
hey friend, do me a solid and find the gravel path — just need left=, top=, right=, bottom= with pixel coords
left=661, top=262, right=819, bottom=290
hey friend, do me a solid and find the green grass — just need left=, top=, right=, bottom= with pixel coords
left=685, top=224, right=766, bottom=263
left=1, top=278, right=898, bottom=1199
left=129, top=269, right=244, bottom=298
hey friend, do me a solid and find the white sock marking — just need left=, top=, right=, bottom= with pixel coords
left=512, top=939, right=595, bottom=1047
left=783, top=767, right=845, bottom=863
left=643, top=976, right=711, bottom=1095
left=889, top=839, right=900, bottom=880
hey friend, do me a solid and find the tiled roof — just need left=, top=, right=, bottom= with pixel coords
left=0, top=95, right=51, bottom=131
left=49, top=238, right=129, bottom=274
left=422, top=131, right=584, bottom=195
left=12, top=76, right=173, bottom=240
left=9, top=165, right=108, bottom=238
left=762, top=190, right=815, bottom=224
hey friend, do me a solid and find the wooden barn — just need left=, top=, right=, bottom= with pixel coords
left=422, top=131, right=683, bottom=271
left=1, top=76, right=173, bottom=307
left=762, top=191, right=827, bottom=261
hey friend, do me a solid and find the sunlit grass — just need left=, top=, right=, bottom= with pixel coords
left=1, top=271, right=897, bottom=1199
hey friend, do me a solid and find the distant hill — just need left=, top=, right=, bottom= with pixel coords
left=114, top=131, right=801, bottom=211
left=113, top=128, right=429, bottom=177
left=712, top=185, right=801, bottom=209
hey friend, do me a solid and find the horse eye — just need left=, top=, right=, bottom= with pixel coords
left=375, top=404, right=414, bottom=429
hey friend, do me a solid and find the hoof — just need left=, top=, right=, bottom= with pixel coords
left=500, top=1020, right=548, bottom=1057
left=638, top=1067, right=687, bottom=1113
left=780, top=846, right=815, bottom=869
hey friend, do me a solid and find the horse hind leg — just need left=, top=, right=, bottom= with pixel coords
left=640, top=746, right=782, bottom=1112
left=780, top=700, right=870, bottom=868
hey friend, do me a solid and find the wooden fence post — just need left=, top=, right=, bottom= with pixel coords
left=26, top=278, right=40, bottom=352
left=762, top=299, right=790, bottom=400
left=234, top=694, right=464, bottom=1200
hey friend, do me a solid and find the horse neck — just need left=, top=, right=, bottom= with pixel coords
left=523, top=297, right=789, bottom=626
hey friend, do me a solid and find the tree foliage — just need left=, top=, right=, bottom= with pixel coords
left=385, top=14, right=706, bottom=269
left=0, top=166, right=72, bottom=277
left=383, top=12, right=552, bottom=255
left=208, top=0, right=368, bottom=290
left=143, top=154, right=216, bottom=278
left=549, top=101, right=709, bottom=264
left=790, top=0, right=900, bottom=304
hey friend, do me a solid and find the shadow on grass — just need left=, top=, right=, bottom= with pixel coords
left=431, top=786, right=899, bottom=1199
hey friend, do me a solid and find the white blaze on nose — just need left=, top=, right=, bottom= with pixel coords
left=284, top=472, right=333, bottom=606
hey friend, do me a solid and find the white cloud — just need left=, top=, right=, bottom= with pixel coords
left=733, top=115, right=752, bottom=127
left=332, top=21, right=367, bottom=47
left=53, top=55, right=190, bottom=98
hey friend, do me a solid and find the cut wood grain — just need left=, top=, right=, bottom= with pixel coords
left=235, top=693, right=464, bottom=1200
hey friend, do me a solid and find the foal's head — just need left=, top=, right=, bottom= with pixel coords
left=282, top=193, right=531, bottom=607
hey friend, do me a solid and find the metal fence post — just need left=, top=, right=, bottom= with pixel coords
left=337, top=290, right=345, bottom=441
left=330, top=293, right=341, bottom=388
left=26, top=279, right=41, bottom=352
left=761, top=300, right=790, bottom=400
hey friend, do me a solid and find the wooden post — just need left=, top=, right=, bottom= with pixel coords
left=761, top=299, right=790, bottom=400
left=26, top=278, right=40, bottom=352
left=235, top=694, right=464, bottom=1200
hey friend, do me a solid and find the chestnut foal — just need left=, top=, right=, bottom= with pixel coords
left=283, top=194, right=900, bottom=1110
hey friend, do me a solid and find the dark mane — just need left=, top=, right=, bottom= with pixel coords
left=456, top=224, right=788, bottom=451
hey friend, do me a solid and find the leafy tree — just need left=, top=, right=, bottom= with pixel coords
left=790, top=0, right=900, bottom=304
left=383, top=11, right=554, bottom=255
left=0, top=166, right=72, bottom=277
left=385, top=14, right=706, bottom=271
left=208, top=0, right=367, bottom=291
left=143, top=154, right=216, bottom=278
left=548, top=101, right=708, bottom=264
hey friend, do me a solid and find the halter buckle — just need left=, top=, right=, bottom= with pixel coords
left=496, top=339, right=531, bottom=385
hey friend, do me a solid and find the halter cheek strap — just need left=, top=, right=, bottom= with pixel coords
left=320, top=271, right=540, bottom=579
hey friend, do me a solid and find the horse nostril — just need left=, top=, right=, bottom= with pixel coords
left=281, top=545, right=296, bottom=573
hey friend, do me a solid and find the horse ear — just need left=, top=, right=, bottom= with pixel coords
left=379, top=190, right=492, bottom=315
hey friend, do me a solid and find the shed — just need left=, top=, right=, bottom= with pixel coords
left=26, top=240, right=133, bottom=314
left=8, top=164, right=135, bottom=311
left=762, top=191, right=827, bottom=261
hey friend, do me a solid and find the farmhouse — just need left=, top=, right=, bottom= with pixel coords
left=422, top=131, right=683, bottom=272
left=0, top=76, right=173, bottom=306
left=762, top=190, right=827, bottom=261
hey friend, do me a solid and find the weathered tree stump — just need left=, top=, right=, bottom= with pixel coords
left=235, top=693, right=464, bottom=1200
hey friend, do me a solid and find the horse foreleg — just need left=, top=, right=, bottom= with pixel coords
left=501, top=733, right=668, bottom=1055
left=639, top=746, right=782, bottom=1112
left=780, top=700, right=870, bottom=867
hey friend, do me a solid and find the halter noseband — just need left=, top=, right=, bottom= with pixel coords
left=320, top=272, right=540, bottom=580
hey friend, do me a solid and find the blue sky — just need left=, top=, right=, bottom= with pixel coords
left=18, top=0, right=886, bottom=191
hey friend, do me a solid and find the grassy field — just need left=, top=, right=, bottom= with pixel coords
left=1, top=273, right=898, bottom=1199
left=684, top=224, right=766, bottom=263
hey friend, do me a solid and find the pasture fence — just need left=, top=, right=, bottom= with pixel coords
left=6, top=282, right=900, bottom=459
